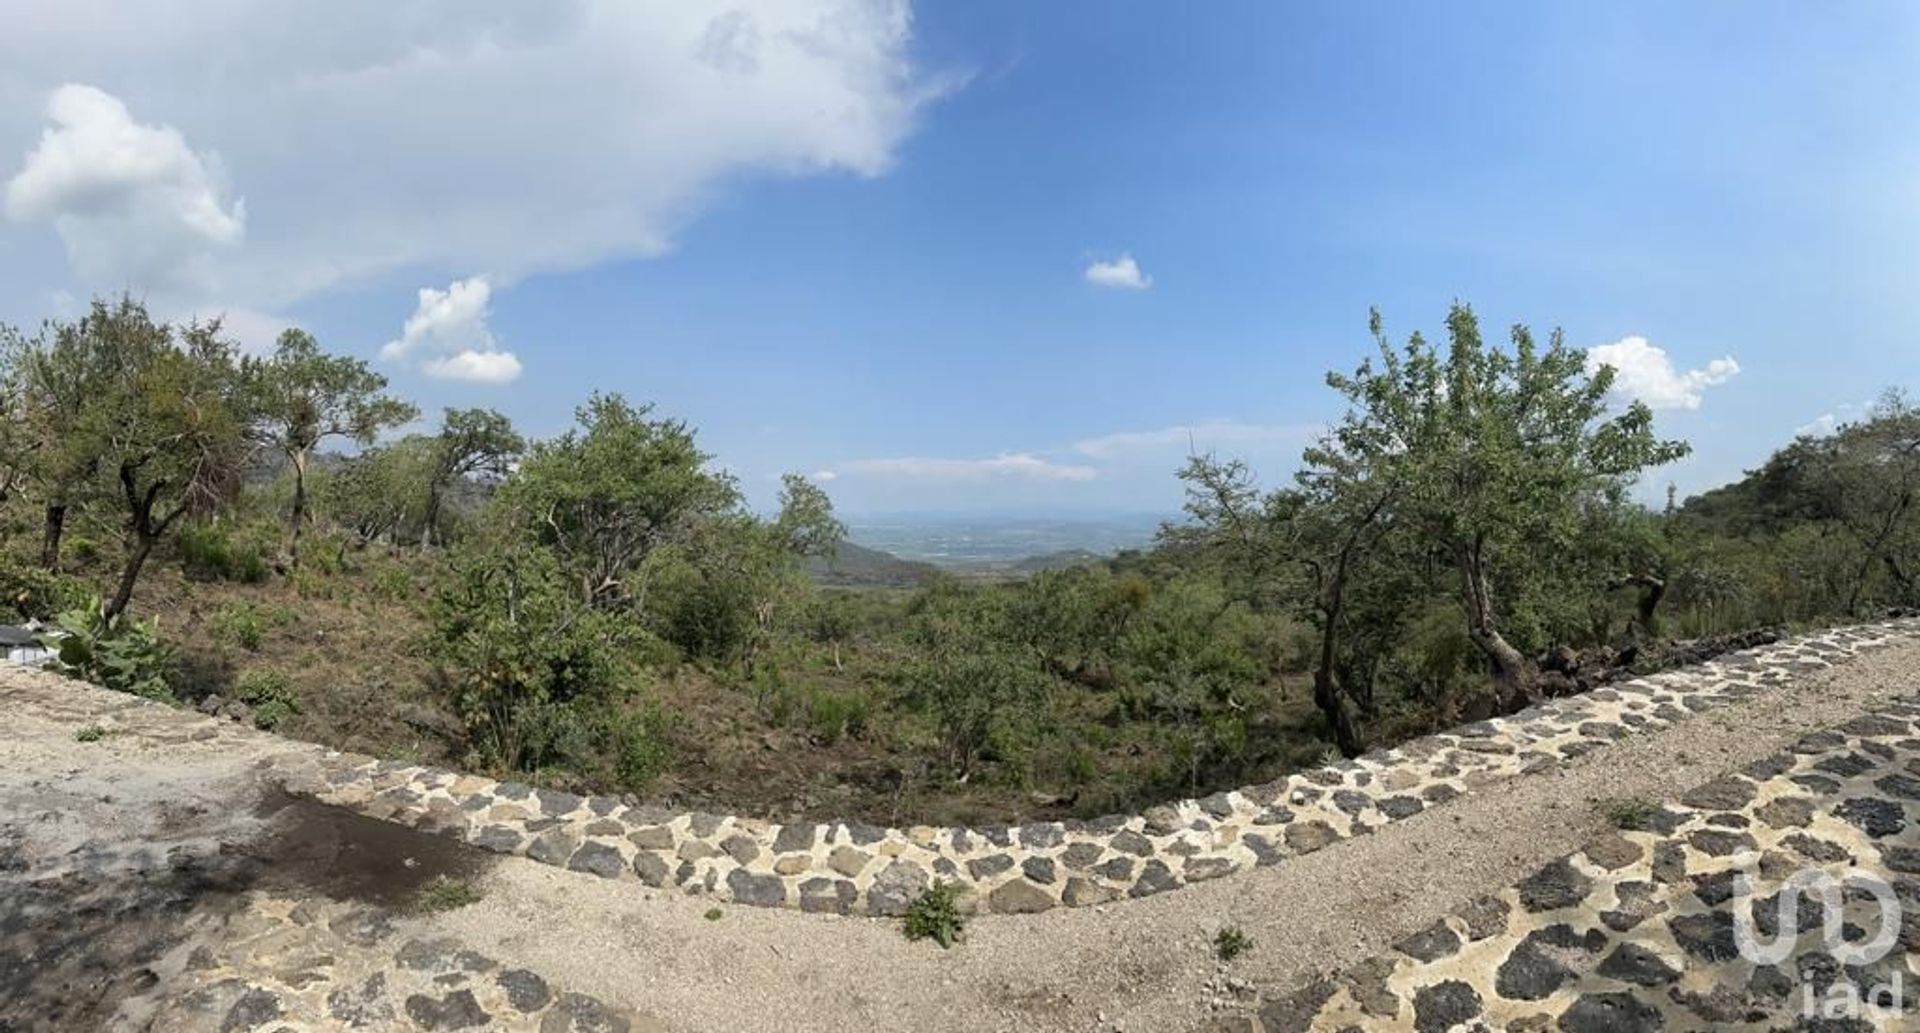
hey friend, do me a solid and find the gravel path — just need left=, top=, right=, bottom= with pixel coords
left=3, top=634, right=1918, bottom=1032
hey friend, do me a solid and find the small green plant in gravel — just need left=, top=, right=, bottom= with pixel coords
left=415, top=875, right=482, bottom=912
left=903, top=881, right=966, bottom=948
left=1214, top=926, right=1253, bottom=962
left=1602, top=796, right=1660, bottom=831
left=74, top=725, right=108, bottom=742
left=704, top=907, right=723, bottom=921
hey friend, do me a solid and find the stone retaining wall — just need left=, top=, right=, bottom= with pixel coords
left=1207, top=693, right=1920, bottom=1031
left=304, top=618, right=1920, bottom=916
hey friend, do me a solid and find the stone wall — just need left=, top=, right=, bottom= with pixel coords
left=1207, top=694, right=1920, bottom=1031
left=307, top=618, right=1920, bottom=916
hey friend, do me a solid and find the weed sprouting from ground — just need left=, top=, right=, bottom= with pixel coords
left=74, top=725, right=108, bottom=742
left=1602, top=796, right=1660, bottom=831
left=414, top=874, right=482, bottom=913
left=1214, top=925, right=1253, bottom=962
left=903, top=881, right=966, bottom=948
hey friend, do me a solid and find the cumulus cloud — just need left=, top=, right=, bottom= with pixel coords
left=1084, top=252, right=1151, bottom=290
left=4, top=84, right=244, bottom=292
left=0, top=1, right=944, bottom=309
left=1074, top=420, right=1312, bottom=459
left=383, top=276, right=522, bottom=384
left=1585, top=336, right=1739, bottom=411
left=829, top=453, right=1096, bottom=482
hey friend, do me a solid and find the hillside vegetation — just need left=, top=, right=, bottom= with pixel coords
left=3, top=297, right=1916, bottom=825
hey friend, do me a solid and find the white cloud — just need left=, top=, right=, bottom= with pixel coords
left=421, top=350, right=523, bottom=384
left=383, top=276, right=522, bottom=383
left=1584, top=336, right=1739, bottom=411
left=1074, top=420, right=1313, bottom=459
left=830, top=452, right=1097, bottom=482
left=1795, top=399, right=1869, bottom=438
left=0, top=2, right=945, bottom=311
left=4, top=84, right=244, bottom=292
left=1083, top=252, right=1151, bottom=290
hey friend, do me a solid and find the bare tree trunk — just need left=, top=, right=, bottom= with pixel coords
left=421, top=481, right=443, bottom=552
left=104, top=535, right=155, bottom=621
left=1455, top=537, right=1534, bottom=710
left=1886, top=554, right=1916, bottom=603
left=287, top=449, right=309, bottom=568
left=1313, top=555, right=1367, bottom=757
left=1610, top=573, right=1667, bottom=637
left=40, top=503, right=67, bottom=571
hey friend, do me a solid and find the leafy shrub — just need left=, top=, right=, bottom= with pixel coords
left=0, top=556, right=90, bottom=621
left=432, top=538, right=668, bottom=784
left=177, top=523, right=269, bottom=583
left=804, top=686, right=870, bottom=744
left=372, top=565, right=414, bottom=601
left=903, top=882, right=966, bottom=948
left=42, top=600, right=176, bottom=701
left=234, top=668, right=300, bottom=730
left=215, top=602, right=266, bottom=651
left=74, top=725, right=107, bottom=742
left=606, top=707, right=675, bottom=791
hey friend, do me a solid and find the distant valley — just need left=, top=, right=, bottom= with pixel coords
left=806, top=514, right=1164, bottom=587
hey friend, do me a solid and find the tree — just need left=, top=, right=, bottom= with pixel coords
left=250, top=329, right=416, bottom=566
left=648, top=474, right=844, bottom=668
left=421, top=407, right=523, bottom=548
left=500, top=393, right=739, bottom=611
left=86, top=305, right=253, bottom=618
left=321, top=436, right=438, bottom=546
left=1, top=313, right=117, bottom=570
left=1331, top=305, right=1688, bottom=708
left=1168, top=450, right=1399, bottom=757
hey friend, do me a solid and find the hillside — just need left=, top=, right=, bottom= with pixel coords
left=802, top=541, right=942, bottom=588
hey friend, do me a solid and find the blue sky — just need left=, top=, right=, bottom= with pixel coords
left=4, top=2, right=1919, bottom=514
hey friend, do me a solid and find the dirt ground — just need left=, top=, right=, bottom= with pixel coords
left=5, top=636, right=1917, bottom=1031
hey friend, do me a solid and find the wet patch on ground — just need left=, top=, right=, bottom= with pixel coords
left=244, top=788, right=492, bottom=909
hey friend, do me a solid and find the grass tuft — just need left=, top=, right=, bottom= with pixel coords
left=1602, top=796, right=1660, bottom=831
left=414, top=874, right=482, bottom=913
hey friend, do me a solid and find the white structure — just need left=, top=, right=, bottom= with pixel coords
left=1, top=626, right=50, bottom=667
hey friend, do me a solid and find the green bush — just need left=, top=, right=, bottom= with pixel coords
left=177, top=523, right=269, bottom=583
left=0, top=556, right=90, bottom=621
left=606, top=707, right=676, bottom=791
left=804, top=686, right=871, bottom=743
left=234, top=668, right=300, bottom=729
left=214, top=602, right=266, bottom=651
left=42, top=600, right=176, bottom=701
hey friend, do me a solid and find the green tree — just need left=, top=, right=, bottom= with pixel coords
left=0, top=312, right=119, bottom=570
left=421, top=407, right=524, bottom=548
left=1331, top=305, right=1688, bottom=707
left=87, top=305, right=254, bottom=618
left=249, top=328, right=416, bottom=566
left=501, top=393, right=739, bottom=611
left=321, top=436, right=438, bottom=546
